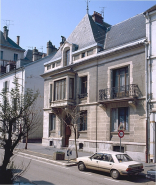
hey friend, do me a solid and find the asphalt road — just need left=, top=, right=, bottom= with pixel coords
left=0, top=149, right=155, bottom=185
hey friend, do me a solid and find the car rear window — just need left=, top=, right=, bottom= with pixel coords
left=116, top=154, right=133, bottom=163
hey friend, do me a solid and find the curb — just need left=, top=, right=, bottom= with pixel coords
left=16, top=152, right=77, bottom=167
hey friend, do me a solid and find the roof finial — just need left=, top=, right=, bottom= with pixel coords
left=86, top=0, right=90, bottom=14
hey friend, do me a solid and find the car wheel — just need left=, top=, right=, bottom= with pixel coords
left=78, top=162, right=86, bottom=171
left=111, top=170, right=120, bottom=179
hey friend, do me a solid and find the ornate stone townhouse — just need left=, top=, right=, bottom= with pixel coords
left=41, top=6, right=156, bottom=162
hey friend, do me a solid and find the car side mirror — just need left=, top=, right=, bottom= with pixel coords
left=89, top=157, right=92, bottom=160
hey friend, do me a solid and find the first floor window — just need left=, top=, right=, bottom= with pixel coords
left=79, top=111, right=87, bottom=131
left=80, top=76, right=87, bottom=96
left=0, top=51, right=3, bottom=59
left=111, top=107, right=129, bottom=132
left=54, top=79, right=66, bottom=101
left=49, top=114, right=56, bottom=131
left=69, top=78, right=74, bottom=99
left=14, top=54, right=18, bottom=61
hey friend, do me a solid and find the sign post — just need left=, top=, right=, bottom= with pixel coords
left=118, top=130, right=124, bottom=152
left=67, top=148, right=72, bottom=163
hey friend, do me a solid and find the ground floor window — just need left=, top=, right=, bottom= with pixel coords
left=49, top=113, right=56, bottom=131
left=79, top=111, right=87, bottom=131
left=111, top=107, right=129, bottom=131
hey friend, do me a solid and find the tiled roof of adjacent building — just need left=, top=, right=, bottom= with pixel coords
left=0, top=30, right=25, bottom=51
left=144, top=4, right=156, bottom=14
left=105, top=13, right=146, bottom=50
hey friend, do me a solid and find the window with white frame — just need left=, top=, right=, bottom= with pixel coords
left=54, top=79, right=66, bottom=101
left=111, top=107, right=129, bottom=132
left=49, top=113, right=56, bottom=131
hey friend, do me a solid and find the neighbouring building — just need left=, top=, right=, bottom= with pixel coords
left=0, top=27, right=57, bottom=142
left=0, top=26, right=25, bottom=75
left=41, top=9, right=149, bottom=162
left=144, top=5, right=156, bottom=163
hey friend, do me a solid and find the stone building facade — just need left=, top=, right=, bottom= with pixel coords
left=41, top=11, right=149, bottom=161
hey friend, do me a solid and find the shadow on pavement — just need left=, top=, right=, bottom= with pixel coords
left=14, top=176, right=55, bottom=185
left=84, top=169, right=153, bottom=183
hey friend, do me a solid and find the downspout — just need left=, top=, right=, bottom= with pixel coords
left=96, top=59, right=98, bottom=152
left=145, top=41, right=148, bottom=163
left=145, top=12, right=151, bottom=163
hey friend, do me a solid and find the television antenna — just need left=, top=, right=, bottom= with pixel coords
left=40, top=46, right=43, bottom=53
left=100, top=7, right=106, bottom=21
left=86, top=0, right=90, bottom=14
left=3, top=20, right=14, bottom=30
left=27, top=46, right=33, bottom=50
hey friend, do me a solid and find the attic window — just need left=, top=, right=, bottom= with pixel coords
left=74, top=54, right=79, bottom=61
left=47, top=64, right=51, bottom=70
left=87, top=50, right=93, bottom=56
left=82, top=53, right=85, bottom=58
left=52, top=63, right=55, bottom=68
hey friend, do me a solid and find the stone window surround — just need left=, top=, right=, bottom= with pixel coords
left=107, top=61, right=133, bottom=89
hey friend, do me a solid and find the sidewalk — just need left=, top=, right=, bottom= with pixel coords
left=15, top=143, right=156, bottom=176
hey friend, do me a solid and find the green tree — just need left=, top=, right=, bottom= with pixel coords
left=0, top=77, right=39, bottom=183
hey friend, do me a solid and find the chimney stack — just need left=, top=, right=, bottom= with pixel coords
left=47, top=41, right=57, bottom=55
left=33, top=47, right=39, bottom=61
left=92, top=11, right=103, bottom=24
left=3, top=26, right=9, bottom=41
left=60, top=36, right=66, bottom=47
left=17, top=36, right=20, bottom=46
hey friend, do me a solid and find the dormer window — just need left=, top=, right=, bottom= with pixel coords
left=87, top=50, right=93, bottom=56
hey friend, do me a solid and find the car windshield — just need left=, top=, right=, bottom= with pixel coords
left=116, top=154, right=133, bottom=163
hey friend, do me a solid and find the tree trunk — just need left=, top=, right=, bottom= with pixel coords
left=74, top=128, right=78, bottom=158
left=25, top=128, right=28, bottom=149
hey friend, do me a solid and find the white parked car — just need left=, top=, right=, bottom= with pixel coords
left=76, top=151, right=144, bottom=179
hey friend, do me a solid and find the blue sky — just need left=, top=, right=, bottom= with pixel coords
left=1, top=0, right=156, bottom=53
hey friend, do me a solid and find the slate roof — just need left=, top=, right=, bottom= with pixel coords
left=50, top=14, right=106, bottom=61
left=105, top=13, right=146, bottom=50
left=0, top=30, right=25, bottom=51
left=67, top=14, right=106, bottom=49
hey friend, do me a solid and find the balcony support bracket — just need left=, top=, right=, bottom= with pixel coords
left=128, top=100, right=136, bottom=111
left=99, top=104, right=107, bottom=111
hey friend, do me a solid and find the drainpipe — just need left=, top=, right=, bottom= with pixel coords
left=96, top=59, right=98, bottom=152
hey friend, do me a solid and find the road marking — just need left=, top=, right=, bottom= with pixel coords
left=16, top=154, right=69, bottom=170
left=104, top=177, right=119, bottom=182
left=79, top=171, right=92, bottom=176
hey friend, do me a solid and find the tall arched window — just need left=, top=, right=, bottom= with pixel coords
left=65, top=49, right=70, bottom=66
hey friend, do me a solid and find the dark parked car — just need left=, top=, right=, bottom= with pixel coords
left=146, top=169, right=156, bottom=181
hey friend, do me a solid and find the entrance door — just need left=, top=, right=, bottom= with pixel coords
left=65, top=116, right=71, bottom=147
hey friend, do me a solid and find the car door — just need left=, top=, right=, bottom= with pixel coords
left=86, top=153, right=103, bottom=171
left=98, top=154, right=114, bottom=172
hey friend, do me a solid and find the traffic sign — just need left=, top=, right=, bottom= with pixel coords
left=67, top=149, right=72, bottom=156
left=118, top=130, right=124, bottom=138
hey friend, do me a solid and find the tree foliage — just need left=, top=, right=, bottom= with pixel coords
left=0, top=77, right=39, bottom=183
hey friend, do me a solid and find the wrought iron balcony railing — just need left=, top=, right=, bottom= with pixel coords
left=99, top=84, right=141, bottom=101
left=78, top=93, right=88, bottom=99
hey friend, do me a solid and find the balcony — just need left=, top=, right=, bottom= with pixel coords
left=99, top=84, right=141, bottom=103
